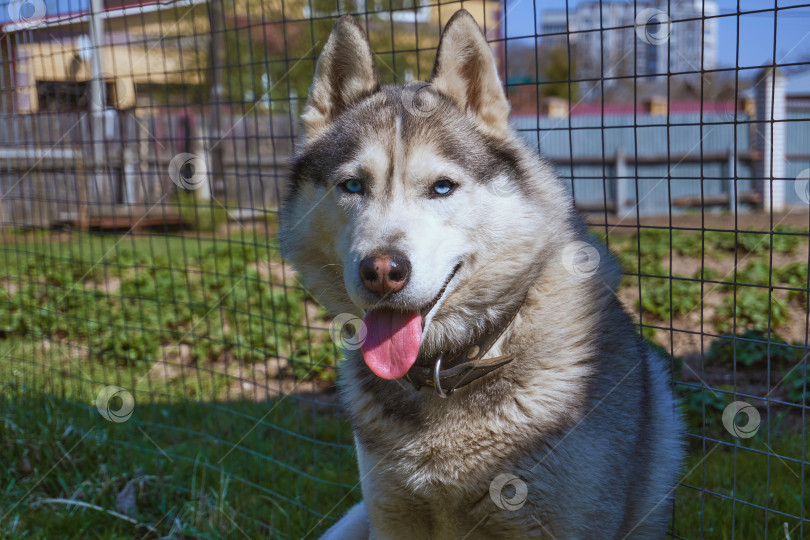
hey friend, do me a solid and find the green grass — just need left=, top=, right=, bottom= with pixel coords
left=173, top=192, right=233, bottom=233
left=0, top=229, right=355, bottom=537
left=673, top=433, right=809, bottom=539
left=1, top=228, right=809, bottom=538
left=2, top=350, right=808, bottom=538
left=672, top=384, right=809, bottom=539
left=0, top=346, right=358, bottom=539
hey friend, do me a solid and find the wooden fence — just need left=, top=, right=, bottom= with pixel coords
left=0, top=109, right=297, bottom=229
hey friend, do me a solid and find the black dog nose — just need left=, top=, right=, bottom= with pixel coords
left=359, top=250, right=411, bottom=296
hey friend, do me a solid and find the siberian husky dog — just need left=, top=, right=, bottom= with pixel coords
left=279, top=10, right=684, bottom=539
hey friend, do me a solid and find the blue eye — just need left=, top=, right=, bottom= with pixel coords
left=341, top=178, right=364, bottom=194
left=432, top=179, right=454, bottom=196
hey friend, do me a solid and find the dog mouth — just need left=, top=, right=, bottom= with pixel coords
left=419, top=262, right=462, bottom=321
left=359, top=262, right=462, bottom=381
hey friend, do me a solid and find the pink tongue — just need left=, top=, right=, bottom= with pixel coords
left=361, top=309, right=423, bottom=379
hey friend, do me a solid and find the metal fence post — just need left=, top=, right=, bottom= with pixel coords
left=753, top=67, right=786, bottom=212
left=616, top=147, right=634, bottom=218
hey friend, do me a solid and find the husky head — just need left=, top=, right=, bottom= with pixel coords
left=280, top=10, right=578, bottom=381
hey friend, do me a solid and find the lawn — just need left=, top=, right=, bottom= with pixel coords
left=0, top=367, right=358, bottom=538
left=1, top=225, right=808, bottom=538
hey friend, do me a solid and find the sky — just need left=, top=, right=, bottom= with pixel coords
left=502, top=0, right=810, bottom=70
left=0, top=0, right=87, bottom=26
left=2, top=0, right=807, bottom=70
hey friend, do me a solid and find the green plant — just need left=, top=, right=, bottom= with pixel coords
left=612, top=228, right=671, bottom=275
left=733, top=260, right=773, bottom=288
left=783, top=362, right=809, bottom=404
left=708, top=329, right=803, bottom=368
left=771, top=226, right=804, bottom=253
left=730, top=226, right=803, bottom=255
left=676, top=383, right=730, bottom=432
left=775, top=262, right=809, bottom=308
left=715, top=287, right=789, bottom=334
left=671, top=230, right=704, bottom=258
left=173, top=192, right=230, bottom=233
left=0, top=231, right=338, bottom=382
left=703, top=230, right=737, bottom=253
left=639, top=275, right=702, bottom=320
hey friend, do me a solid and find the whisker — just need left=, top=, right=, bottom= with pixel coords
left=316, top=275, right=344, bottom=303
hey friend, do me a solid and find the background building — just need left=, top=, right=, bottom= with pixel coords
left=511, top=68, right=810, bottom=216
left=540, top=0, right=718, bottom=85
left=0, top=0, right=503, bottom=227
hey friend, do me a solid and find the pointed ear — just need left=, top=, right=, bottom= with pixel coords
left=301, top=16, right=379, bottom=140
left=429, top=10, right=510, bottom=137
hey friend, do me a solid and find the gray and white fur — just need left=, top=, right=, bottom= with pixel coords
left=279, top=10, right=684, bottom=539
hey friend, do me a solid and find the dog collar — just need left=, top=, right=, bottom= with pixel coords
left=404, top=294, right=526, bottom=397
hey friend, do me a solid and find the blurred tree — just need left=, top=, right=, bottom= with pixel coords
left=540, top=46, right=577, bottom=101
left=215, top=0, right=441, bottom=111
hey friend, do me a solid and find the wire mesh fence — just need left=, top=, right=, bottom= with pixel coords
left=0, top=0, right=808, bottom=537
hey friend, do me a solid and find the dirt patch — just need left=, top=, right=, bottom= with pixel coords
left=38, top=338, right=88, bottom=360
left=774, top=242, right=809, bottom=268
left=589, top=209, right=810, bottom=233
left=251, top=259, right=297, bottom=284
left=780, top=303, right=810, bottom=345
left=147, top=344, right=194, bottom=381
left=1, top=280, right=19, bottom=296
left=84, top=276, right=122, bottom=294
left=143, top=350, right=321, bottom=403
left=218, top=219, right=278, bottom=237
